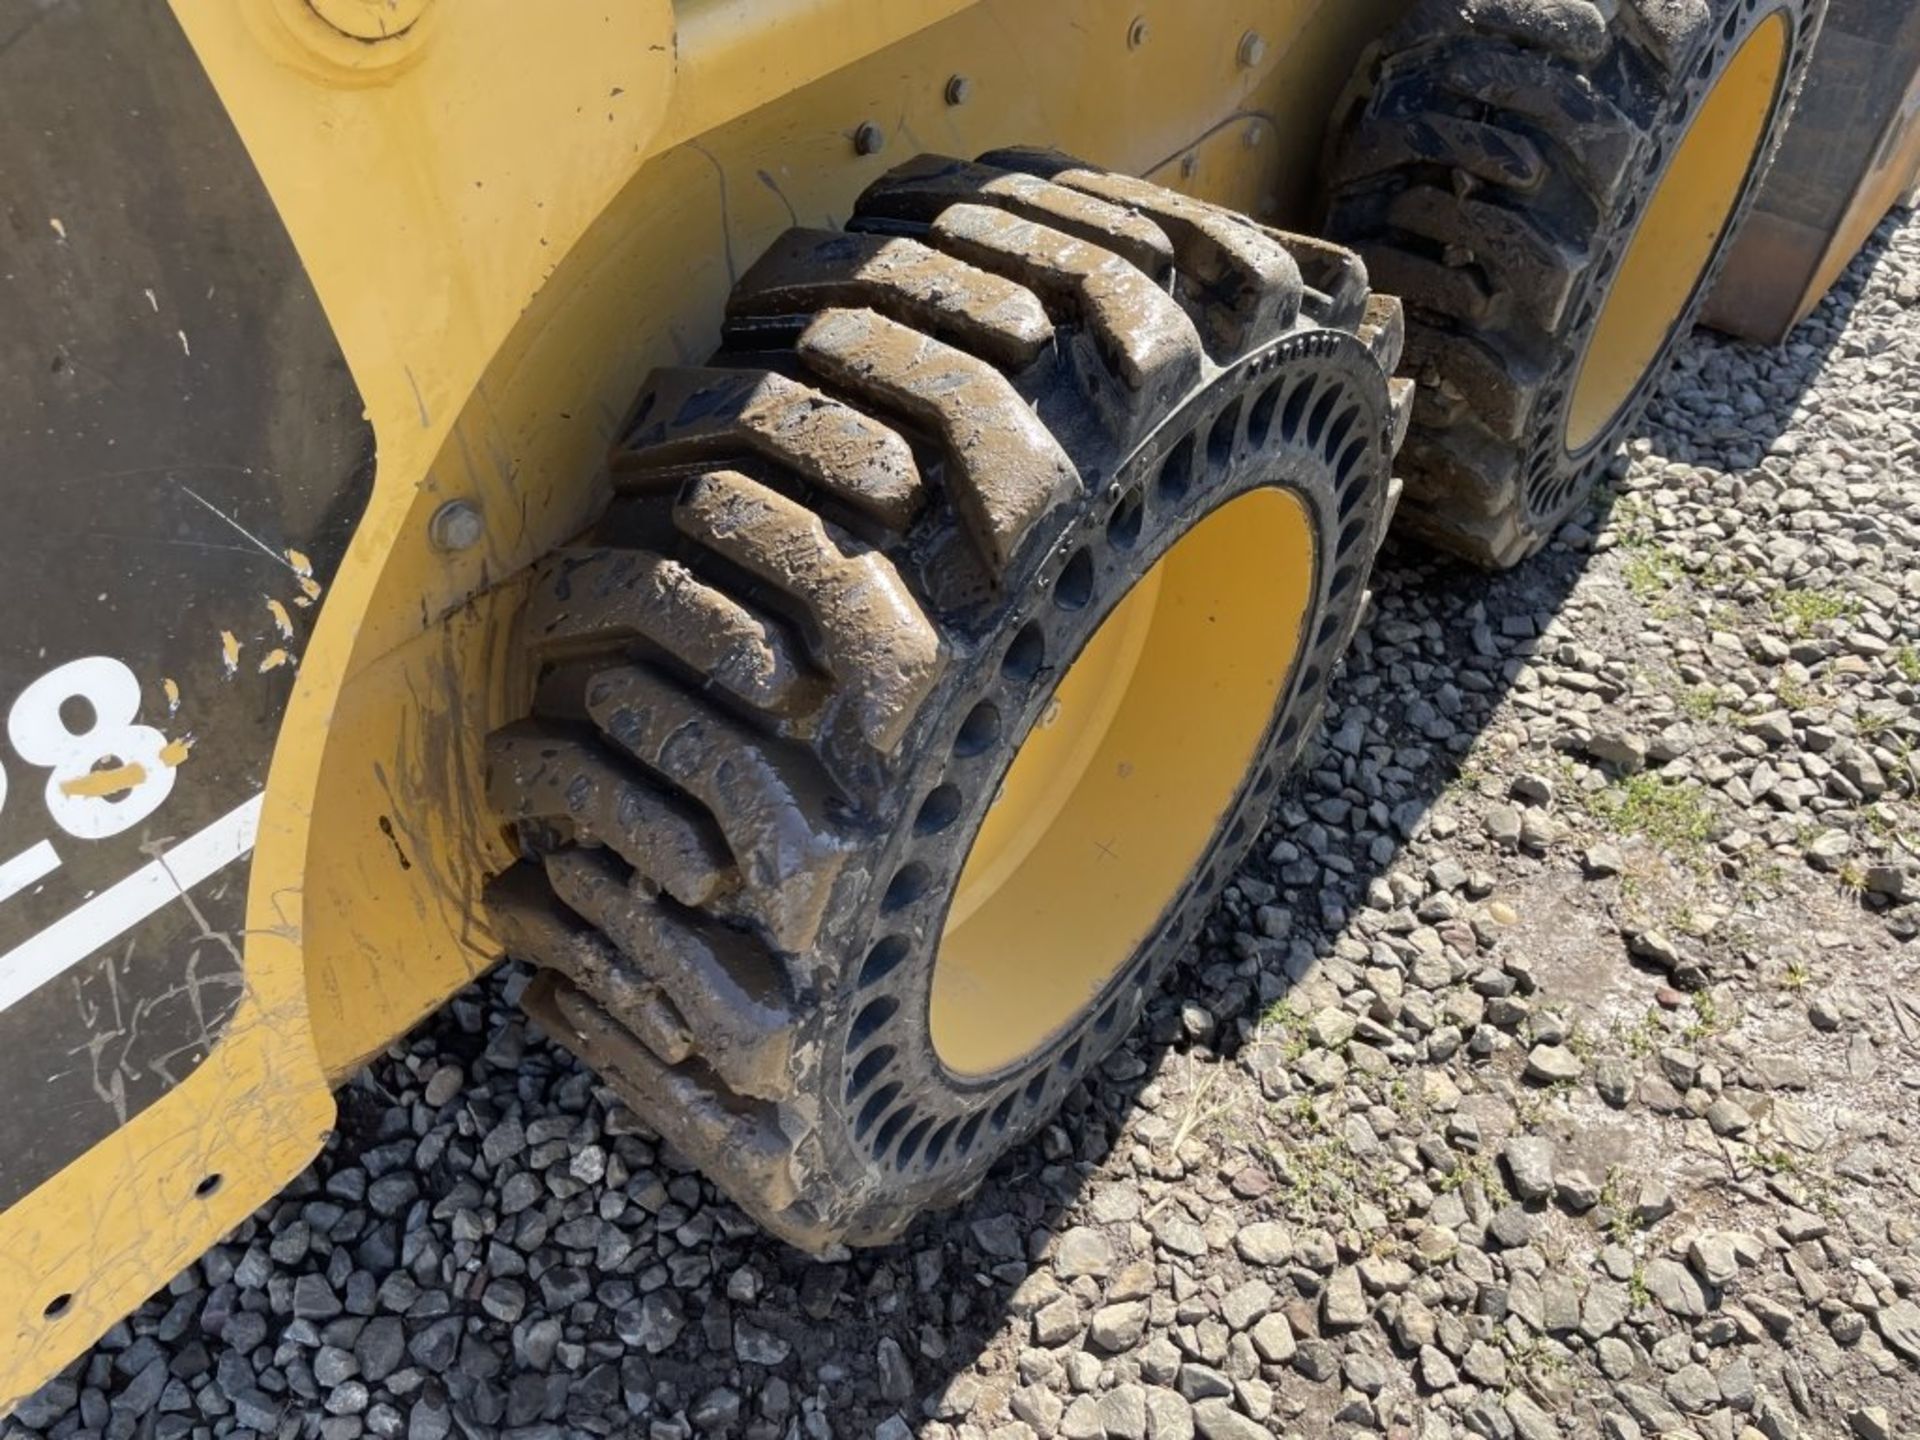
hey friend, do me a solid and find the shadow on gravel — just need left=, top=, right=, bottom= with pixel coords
left=1638, top=216, right=1903, bottom=467
left=153, top=207, right=1908, bottom=1440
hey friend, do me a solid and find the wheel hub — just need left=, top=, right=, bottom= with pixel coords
left=930, top=485, right=1316, bottom=1077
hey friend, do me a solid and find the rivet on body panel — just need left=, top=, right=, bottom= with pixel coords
left=429, top=500, right=485, bottom=553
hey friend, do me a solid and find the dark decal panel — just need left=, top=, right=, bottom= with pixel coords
left=0, top=2, right=373, bottom=1206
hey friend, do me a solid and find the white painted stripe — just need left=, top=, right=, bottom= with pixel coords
left=0, top=840, right=62, bottom=906
left=0, top=792, right=264, bottom=1013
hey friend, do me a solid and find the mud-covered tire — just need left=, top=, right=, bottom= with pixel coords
left=1324, top=0, right=1822, bottom=566
left=484, top=149, right=1406, bottom=1249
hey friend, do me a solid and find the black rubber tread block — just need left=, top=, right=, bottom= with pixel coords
left=795, top=306, right=1081, bottom=576
left=1619, top=0, right=1716, bottom=73
left=925, top=202, right=1202, bottom=410
left=1357, top=294, right=1408, bottom=379
left=615, top=366, right=926, bottom=531
left=671, top=468, right=946, bottom=754
left=1261, top=229, right=1372, bottom=329
left=1414, top=47, right=1639, bottom=203
left=1401, top=420, right=1527, bottom=521
left=1399, top=327, right=1536, bottom=443
left=488, top=865, right=697, bottom=1068
left=582, top=663, right=856, bottom=954
left=1384, top=185, right=1587, bottom=330
left=979, top=147, right=1305, bottom=361
left=1393, top=0, right=1614, bottom=62
left=542, top=848, right=798, bottom=1103
left=853, top=153, right=1176, bottom=282
left=725, top=228, right=1054, bottom=372
left=1359, top=245, right=1500, bottom=328
left=527, top=973, right=810, bottom=1220
left=487, top=722, right=734, bottom=909
left=520, top=546, right=814, bottom=720
left=1327, top=112, right=1550, bottom=193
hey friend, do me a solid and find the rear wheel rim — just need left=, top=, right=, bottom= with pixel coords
left=1564, top=10, right=1790, bottom=453
left=929, top=486, right=1315, bottom=1077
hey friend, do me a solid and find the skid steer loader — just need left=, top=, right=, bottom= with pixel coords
left=0, top=0, right=1843, bottom=1409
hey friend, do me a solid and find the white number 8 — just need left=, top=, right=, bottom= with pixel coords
left=8, top=657, right=177, bottom=839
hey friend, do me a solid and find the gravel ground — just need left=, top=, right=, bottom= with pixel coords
left=12, top=206, right=1920, bottom=1440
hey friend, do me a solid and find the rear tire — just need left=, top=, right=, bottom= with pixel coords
left=1324, top=0, right=1822, bottom=566
left=485, top=150, right=1406, bottom=1248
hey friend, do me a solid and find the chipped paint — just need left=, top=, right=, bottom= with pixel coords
left=219, top=630, right=241, bottom=676
left=58, top=762, right=148, bottom=799
left=288, top=549, right=324, bottom=606
left=48, top=217, right=65, bottom=240
left=257, top=648, right=292, bottom=674
left=159, top=736, right=193, bottom=767
left=162, top=677, right=181, bottom=714
left=266, top=597, right=294, bottom=640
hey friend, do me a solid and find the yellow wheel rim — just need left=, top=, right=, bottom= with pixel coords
left=1565, top=12, right=1788, bottom=453
left=929, top=487, right=1316, bottom=1077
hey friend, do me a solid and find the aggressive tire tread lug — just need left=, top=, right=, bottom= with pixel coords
left=727, top=227, right=1055, bottom=372
left=797, top=306, right=1081, bottom=576
left=855, top=153, right=1178, bottom=282
left=672, top=468, right=946, bottom=754
left=584, top=663, right=856, bottom=956
left=979, top=147, right=1305, bottom=361
left=521, top=546, right=815, bottom=721
left=617, top=366, right=925, bottom=531
left=487, top=721, right=736, bottom=908
left=923, top=202, right=1203, bottom=432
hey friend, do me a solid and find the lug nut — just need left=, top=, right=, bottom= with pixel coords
left=1238, top=30, right=1267, bottom=67
left=854, top=121, right=886, bottom=156
left=1127, top=15, right=1150, bottom=49
left=945, top=74, right=972, bottom=106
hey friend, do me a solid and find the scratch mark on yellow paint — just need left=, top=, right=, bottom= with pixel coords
left=404, top=366, right=432, bottom=428
left=266, top=597, right=294, bottom=640
left=160, top=736, right=193, bottom=767
left=60, top=762, right=147, bottom=798
left=258, top=648, right=292, bottom=674
left=220, top=630, right=242, bottom=677
left=163, top=677, right=181, bottom=715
